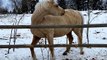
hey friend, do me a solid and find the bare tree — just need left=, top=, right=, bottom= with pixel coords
left=11, top=0, right=22, bottom=13
left=0, top=0, right=8, bottom=14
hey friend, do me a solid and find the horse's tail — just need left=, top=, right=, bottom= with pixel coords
left=78, top=11, right=84, bottom=35
left=77, top=11, right=84, bottom=25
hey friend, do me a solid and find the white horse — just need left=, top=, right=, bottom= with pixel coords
left=30, top=0, right=83, bottom=60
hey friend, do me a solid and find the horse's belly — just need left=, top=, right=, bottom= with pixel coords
left=31, top=28, right=71, bottom=38
left=54, top=28, right=71, bottom=37
left=31, top=29, right=46, bottom=37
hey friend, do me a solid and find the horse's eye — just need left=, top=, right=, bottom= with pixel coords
left=55, top=5, right=58, bottom=7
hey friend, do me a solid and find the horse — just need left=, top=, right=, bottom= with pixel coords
left=30, top=0, right=83, bottom=60
left=30, top=0, right=64, bottom=60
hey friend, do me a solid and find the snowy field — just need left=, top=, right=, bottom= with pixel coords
left=0, top=10, right=107, bottom=60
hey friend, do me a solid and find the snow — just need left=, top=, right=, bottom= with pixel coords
left=0, top=10, right=107, bottom=60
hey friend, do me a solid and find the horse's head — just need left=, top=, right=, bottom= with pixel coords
left=37, top=0, right=65, bottom=16
left=47, top=0, right=65, bottom=16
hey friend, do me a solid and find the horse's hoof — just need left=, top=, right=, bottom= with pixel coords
left=80, top=51, right=84, bottom=55
left=63, top=52, right=67, bottom=55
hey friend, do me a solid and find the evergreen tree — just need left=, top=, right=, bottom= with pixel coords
left=21, top=0, right=28, bottom=13
left=57, top=0, right=66, bottom=9
left=30, top=0, right=39, bottom=13
left=66, top=0, right=76, bottom=9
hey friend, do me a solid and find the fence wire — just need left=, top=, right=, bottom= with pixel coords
left=0, top=24, right=107, bottom=29
left=0, top=24, right=107, bottom=48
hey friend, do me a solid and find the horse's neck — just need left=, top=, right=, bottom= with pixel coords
left=32, top=9, right=48, bottom=24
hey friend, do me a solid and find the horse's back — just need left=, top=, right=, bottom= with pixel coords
left=65, top=9, right=83, bottom=25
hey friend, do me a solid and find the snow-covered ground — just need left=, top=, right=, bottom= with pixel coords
left=0, top=10, right=107, bottom=60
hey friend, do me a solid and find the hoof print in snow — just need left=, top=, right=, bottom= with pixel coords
left=92, top=58, right=96, bottom=60
left=94, top=31, right=100, bottom=34
left=80, top=51, right=84, bottom=55
left=64, top=58, right=72, bottom=60
left=63, top=52, right=68, bottom=55
left=102, top=37, right=107, bottom=40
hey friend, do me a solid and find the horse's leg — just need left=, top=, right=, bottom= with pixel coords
left=30, top=35, right=40, bottom=60
left=63, top=32, right=73, bottom=55
left=73, top=28, right=84, bottom=54
left=46, top=33, right=55, bottom=60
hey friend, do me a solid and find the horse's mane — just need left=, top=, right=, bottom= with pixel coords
left=32, top=1, right=53, bottom=24
left=34, top=1, right=50, bottom=12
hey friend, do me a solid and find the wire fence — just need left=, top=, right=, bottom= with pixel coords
left=0, top=24, right=107, bottom=29
left=0, top=24, right=107, bottom=48
left=0, top=44, right=107, bottom=48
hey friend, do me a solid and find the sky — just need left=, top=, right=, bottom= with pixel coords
left=1, top=0, right=12, bottom=11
